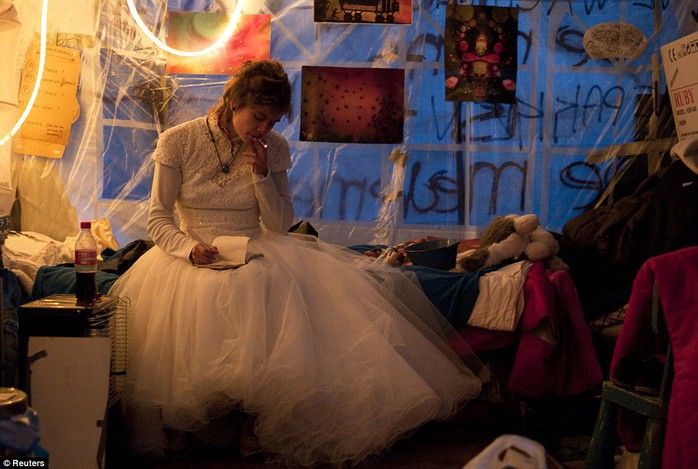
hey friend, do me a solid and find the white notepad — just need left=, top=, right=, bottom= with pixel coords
left=197, top=236, right=263, bottom=270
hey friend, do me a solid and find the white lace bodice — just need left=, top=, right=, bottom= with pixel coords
left=147, top=113, right=293, bottom=257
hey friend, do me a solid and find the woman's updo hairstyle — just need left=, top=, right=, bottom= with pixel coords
left=211, top=60, right=292, bottom=125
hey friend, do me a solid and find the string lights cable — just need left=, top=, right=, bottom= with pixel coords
left=126, top=0, right=243, bottom=57
left=0, top=0, right=49, bottom=147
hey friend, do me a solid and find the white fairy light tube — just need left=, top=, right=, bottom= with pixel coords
left=126, top=0, right=244, bottom=57
left=0, top=0, right=49, bottom=147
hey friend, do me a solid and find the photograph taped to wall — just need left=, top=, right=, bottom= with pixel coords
left=300, top=66, right=405, bottom=144
left=166, top=13, right=270, bottom=75
left=444, top=5, right=518, bottom=103
left=314, top=0, right=412, bottom=25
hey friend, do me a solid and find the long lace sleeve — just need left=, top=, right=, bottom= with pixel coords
left=254, top=170, right=294, bottom=233
left=147, top=162, right=198, bottom=259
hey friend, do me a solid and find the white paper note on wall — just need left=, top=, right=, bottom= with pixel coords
left=661, top=31, right=698, bottom=142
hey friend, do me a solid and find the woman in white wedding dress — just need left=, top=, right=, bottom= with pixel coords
left=109, top=60, right=482, bottom=467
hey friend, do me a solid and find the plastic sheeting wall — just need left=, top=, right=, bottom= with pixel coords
left=1, top=0, right=695, bottom=248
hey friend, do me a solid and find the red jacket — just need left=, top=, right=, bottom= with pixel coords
left=611, top=246, right=698, bottom=468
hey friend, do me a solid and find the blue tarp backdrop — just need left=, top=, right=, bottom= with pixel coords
left=3, top=0, right=695, bottom=247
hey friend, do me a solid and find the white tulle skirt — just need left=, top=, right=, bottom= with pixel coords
left=109, top=231, right=482, bottom=466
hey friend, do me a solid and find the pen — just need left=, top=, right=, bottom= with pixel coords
left=185, top=224, right=214, bottom=250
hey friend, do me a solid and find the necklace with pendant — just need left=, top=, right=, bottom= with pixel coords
left=205, top=117, right=242, bottom=174
left=219, top=141, right=243, bottom=174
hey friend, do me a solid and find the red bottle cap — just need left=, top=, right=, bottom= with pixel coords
left=80, top=221, right=91, bottom=229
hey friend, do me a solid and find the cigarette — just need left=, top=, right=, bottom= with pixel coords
left=256, top=138, right=268, bottom=149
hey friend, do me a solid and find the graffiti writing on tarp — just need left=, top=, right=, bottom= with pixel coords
left=559, top=158, right=637, bottom=211
left=439, top=0, right=671, bottom=15
left=291, top=156, right=624, bottom=222
left=554, top=84, right=625, bottom=144
left=291, top=175, right=383, bottom=221
left=519, top=28, right=533, bottom=65
left=557, top=25, right=589, bottom=66
left=299, top=162, right=527, bottom=221
left=430, top=0, right=668, bottom=21
left=324, top=176, right=382, bottom=221
left=559, top=161, right=604, bottom=211
left=406, top=33, right=443, bottom=68
left=470, top=161, right=527, bottom=214
left=474, top=89, right=626, bottom=147
left=466, top=93, right=545, bottom=148
left=430, top=96, right=456, bottom=141
left=437, top=0, right=572, bottom=13
left=632, top=0, right=672, bottom=12
left=404, top=164, right=460, bottom=215
left=292, top=157, right=529, bottom=221
left=401, top=159, right=527, bottom=219
left=435, top=0, right=603, bottom=15
left=450, top=81, right=626, bottom=148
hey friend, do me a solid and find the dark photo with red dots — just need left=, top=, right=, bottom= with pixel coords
left=299, top=66, right=405, bottom=144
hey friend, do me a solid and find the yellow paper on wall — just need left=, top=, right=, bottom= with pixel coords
left=13, top=42, right=81, bottom=158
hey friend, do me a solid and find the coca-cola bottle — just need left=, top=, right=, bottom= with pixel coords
left=75, top=221, right=98, bottom=306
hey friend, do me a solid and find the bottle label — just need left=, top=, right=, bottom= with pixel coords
left=75, top=249, right=97, bottom=266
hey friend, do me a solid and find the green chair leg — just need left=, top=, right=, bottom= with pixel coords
left=585, top=398, right=618, bottom=469
left=638, top=416, right=666, bottom=469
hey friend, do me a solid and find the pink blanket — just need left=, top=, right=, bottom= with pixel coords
left=461, top=262, right=603, bottom=399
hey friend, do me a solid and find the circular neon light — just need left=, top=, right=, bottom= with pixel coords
left=0, top=0, right=48, bottom=147
left=126, top=0, right=244, bottom=57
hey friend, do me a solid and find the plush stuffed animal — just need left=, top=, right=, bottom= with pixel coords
left=526, top=224, right=569, bottom=271
left=456, top=214, right=568, bottom=272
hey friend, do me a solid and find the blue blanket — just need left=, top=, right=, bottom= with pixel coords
left=405, top=266, right=490, bottom=330
left=30, top=240, right=154, bottom=300
left=32, top=264, right=119, bottom=300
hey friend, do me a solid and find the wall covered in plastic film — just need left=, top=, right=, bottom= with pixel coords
left=0, top=0, right=695, bottom=248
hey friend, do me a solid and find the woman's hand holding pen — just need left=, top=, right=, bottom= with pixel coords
left=185, top=224, right=219, bottom=265
left=190, top=243, right=219, bottom=265
left=247, top=138, right=268, bottom=176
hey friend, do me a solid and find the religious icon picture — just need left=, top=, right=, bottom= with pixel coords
left=444, top=5, right=518, bottom=103
left=300, top=66, right=405, bottom=144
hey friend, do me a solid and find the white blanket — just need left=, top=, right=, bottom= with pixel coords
left=467, top=260, right=533, bottom=331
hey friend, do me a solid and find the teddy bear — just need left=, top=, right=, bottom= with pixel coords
left=526, top=223, right=569, bottom=271
left=456, top=214, right=568, bottom=272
